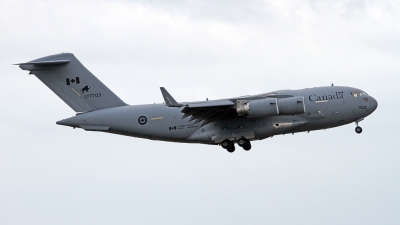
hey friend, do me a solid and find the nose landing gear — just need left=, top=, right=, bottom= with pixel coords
left=355, top=118, right=364, bottom=134
left=355, top=126, right=362, bottom=134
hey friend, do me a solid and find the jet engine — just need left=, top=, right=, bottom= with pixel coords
left=236, top=96, right=305, bottom=117
left=277, top=96, right=305, bottom=115
left=236, top=98, right=279, bottom=117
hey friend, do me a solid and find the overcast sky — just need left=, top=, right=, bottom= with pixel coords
left=1, top=0, right=399, bottom=224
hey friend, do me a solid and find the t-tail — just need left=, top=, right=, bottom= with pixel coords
left=16, top=53, right=127, bottom=112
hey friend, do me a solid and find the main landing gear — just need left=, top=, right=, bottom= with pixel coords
left=237, top=138, right=251, bottom=151
left=221, top=138, right=252, bottom=153
left=221, top=139, right=235, bottom=153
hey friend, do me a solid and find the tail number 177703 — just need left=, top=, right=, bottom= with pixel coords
left=85, top=93, right=102, bottom=99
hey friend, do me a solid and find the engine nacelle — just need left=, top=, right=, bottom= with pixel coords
left=277, top=96, right=305, bottom=115
left=236, top=98, right=279, bottom=117
left=236, top=96, right=306, bottom=117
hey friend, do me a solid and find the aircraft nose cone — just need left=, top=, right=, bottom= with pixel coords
left=370, top=96, right=378, bottom=112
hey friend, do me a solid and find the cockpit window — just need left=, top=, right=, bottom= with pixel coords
left=351, top=92, right=365, bottom=97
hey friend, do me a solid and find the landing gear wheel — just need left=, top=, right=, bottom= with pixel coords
left=226, top=145, right=235, bottom=153
left=243, top=142, right=252, bottom=151
left=221, top=140, right=230, bottom=149
left=238, top=138, right=251, bottom=151
left=221, top=139, right=235, bottom=152
left=355, top=126, right=362, bottom=134
left=237, top=138, right=247, bottom=147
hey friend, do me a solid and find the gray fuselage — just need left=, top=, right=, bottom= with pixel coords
left=57, top=86, right=378, bottom=145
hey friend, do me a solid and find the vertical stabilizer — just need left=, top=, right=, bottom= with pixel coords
left=17, top=53, right=127, bottom=112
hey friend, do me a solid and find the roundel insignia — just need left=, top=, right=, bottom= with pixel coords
left=138, top=116, right=147, bottom=125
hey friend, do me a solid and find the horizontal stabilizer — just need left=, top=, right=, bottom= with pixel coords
left=160, top=87, right=183, bottom=107
left=15, top=60, right=70, bottom=66
left=17, top=59, right=71, bottom=71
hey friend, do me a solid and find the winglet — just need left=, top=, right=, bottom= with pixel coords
left=160, top=87, right=183, bottom=107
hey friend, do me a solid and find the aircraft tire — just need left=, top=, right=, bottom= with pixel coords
left=221, top=140, right=230, bottom=149
left=226, top=145, right=235, bottom=153
left=237, top=138, right=247, bottom=147
left=355, top=126, right=362, bottom=134
left=243, top=143, right=251, bottom=151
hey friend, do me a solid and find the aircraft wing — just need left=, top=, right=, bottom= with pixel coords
left=160, top=88, right=298, bottom=127
left=181, top=100, right=236, bottom=126
left=161, top=87, right=236, bottom=126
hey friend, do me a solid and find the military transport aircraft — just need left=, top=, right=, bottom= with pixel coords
left=16, top=53, right=378, bottom=152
